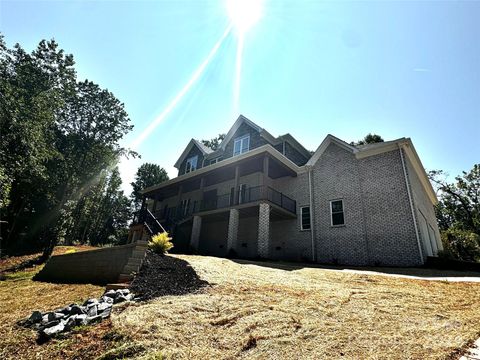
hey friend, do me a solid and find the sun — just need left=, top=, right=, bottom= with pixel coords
left=226, top=0, right=264, bottom=34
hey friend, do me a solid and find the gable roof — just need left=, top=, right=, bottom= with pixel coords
left=219, top=115, right=263, bottom=151
left=174, top=139, right=212, bottom=169
left=306, top=134, right=437, bottom=204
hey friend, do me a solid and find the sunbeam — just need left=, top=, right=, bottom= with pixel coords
left=233, top=33, right=244, bottom=114
left=129, top=25, right=232, bottom=150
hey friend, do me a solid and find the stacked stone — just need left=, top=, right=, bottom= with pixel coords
left=23, top=288, right=134, bottom=338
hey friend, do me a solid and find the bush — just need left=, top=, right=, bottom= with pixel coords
left=441, top=229, right=480, bottom=262
left=148, top=232, right=174, bottom=255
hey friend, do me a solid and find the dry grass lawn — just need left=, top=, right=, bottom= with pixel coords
left=1, top=251, right=480, bottom=359
left=113, top=255, right=480, bottom=360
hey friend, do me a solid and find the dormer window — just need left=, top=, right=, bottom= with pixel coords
left=185, top=155, right=198, bottom=173
left=233, top=134, right=250, bottom=156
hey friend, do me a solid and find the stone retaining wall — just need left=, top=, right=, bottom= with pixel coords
left=35, top=244, right=137, bottom=284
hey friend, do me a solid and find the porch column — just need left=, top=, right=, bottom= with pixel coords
left=233, top=165, right=240, bottom=205
left=261, top=156, right=270, bottom=198
left=190, top=215, right=202, bottom=250
left=227, top=208, right=239, bottom=252
left=257, top=203, right=270, bottom=258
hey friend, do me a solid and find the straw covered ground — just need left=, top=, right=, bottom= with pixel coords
left=1, top=252, right=480, bottom=359
left=112, top=255, right=480, bottom=359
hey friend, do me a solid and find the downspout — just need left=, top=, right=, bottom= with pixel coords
left=307, top=165, right=316, bottom=262
left=399, top=144, right=424, bottom=263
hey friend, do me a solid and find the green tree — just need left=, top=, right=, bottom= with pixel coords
left=351, top=133, right=384, bottom=146
left=429, top=164, right=480, bottom=261
left=131, top=163, right=169, bottom=212
left=201, top=133, right=225, bottom=151
left=0, top=35, right=135, bottom=260
left=429, top=165, right=480, bottom=234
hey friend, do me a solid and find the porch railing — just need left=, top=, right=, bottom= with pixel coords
left=199, top=185, right=296, bottom=214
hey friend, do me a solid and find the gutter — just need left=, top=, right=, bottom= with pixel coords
left=307, top=165, right=316, bottom=262
left=399, top=144, right=424, bottom=263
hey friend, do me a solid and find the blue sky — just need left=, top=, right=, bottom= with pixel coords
left=1, top=0, right=479, bottom=193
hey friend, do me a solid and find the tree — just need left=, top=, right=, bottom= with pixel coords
left=201, top=133, right=225, bottom=151
left=351, top=134, right=384, bottom=146
left=429, top=164, right=480, bottom=261
left=131, top=163, right=169, bottom=212
left=0, top=35, right=135, bottom=260
left=429, top=165, right=480, bottom=234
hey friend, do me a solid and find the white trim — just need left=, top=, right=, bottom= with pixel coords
left=330, top=199, right=345, bottom=227
left=306, top=135, right=357, bottom=167
left=174, top=139, right=211, bottom=169
left=220, top=115, right=262, bottom=151
left=300, top=205, right=311, bottom=231
left=233, top=134, right=250, bottom=156
left=399, top=145, right=424, bottom=263
left=185, top=155, right=198, bottom=173
left=141, top=144, right=301, bottom=194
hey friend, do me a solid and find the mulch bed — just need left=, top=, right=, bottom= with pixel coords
left=129, top=251, right=209, bottom=300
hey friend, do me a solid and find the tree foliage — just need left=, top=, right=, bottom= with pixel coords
left=201, top=133, right=225, bottom=151
left=351, top=133, right=384, bottom=146
left=0, top=35, right=135, bottom=258
left=429, top=164, right=480, bottom=261
left=130, top=163, right=169, bottom=212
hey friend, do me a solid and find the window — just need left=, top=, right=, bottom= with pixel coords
left=233, top=134, right=250, bottom=156
left=185, top=155, right=198, bottom=173
left=300, top=206, right=311, bottom=230
left=330, top=200, right=345, bottom=226
left=209, top=157, right=222, bottom=165
left=180, top=199, right=190, bottom=216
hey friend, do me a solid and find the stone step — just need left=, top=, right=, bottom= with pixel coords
left=118, top=274, right=134, bottom=282
left=126, top=258, right=143, bottom=266
left=132, top=249, right=147, bottom=258
left=123, top=264, right=140, bottom=274
left=105, top=283, right=130, bottom=291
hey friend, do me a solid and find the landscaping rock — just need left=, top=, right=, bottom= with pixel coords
left=28, top=311, right=42, bottom=324
left=69, top=305, right=85, bottom=315
left=87, top=305, right=97, bottom=317
left=41, top=321, right=65, bottom=337
left=23, top=285, right=136, bottom=340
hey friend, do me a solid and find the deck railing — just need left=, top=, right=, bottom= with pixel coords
left=134, top=185, right=296, bottom=227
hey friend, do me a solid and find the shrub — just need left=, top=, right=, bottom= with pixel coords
left=441, top=229, right=480, bottom=262
left=148, top=232, right=174, bottom=255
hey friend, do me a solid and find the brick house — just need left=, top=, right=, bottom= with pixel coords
left=131, top=115, right=442, bottom=266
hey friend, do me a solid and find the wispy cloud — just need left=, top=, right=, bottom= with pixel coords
left=413, top=68, right=430, bottom=72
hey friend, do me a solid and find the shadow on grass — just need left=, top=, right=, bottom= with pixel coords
left=230, top=258, right=480, bottom=279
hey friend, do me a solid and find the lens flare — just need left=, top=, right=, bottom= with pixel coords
left=226, top=0, right=263, bottom=34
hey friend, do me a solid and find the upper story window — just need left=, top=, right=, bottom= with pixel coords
left=185, top=155, right=198, bottom=173
left=233, top=134, right=250, bottom=156
left=209, top=157, right=222, bottom=165
left=330, top=199, right=345, bottom=226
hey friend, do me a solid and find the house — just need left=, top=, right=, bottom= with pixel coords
left=130, top=115, right=442, bottom=267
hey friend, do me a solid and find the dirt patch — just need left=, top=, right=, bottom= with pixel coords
left=129, top=251, right=208, bottom=300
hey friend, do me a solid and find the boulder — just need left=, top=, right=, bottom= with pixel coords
left=114, top=295, right=129, bottom=304
left=41, top=321, right=65, bottom=337
left=69, top=305, right=85, bottom=315
left=103, top=290, right=116, bottom=298
left=63, top=315, right=77, bottom=330
left=83, top=298, right=98, bottom=307
left=100, top=296, right=114, bottom=304
left=28, top=311, right=43, bottom=324
left=87, top=306, right=97, bottom=317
